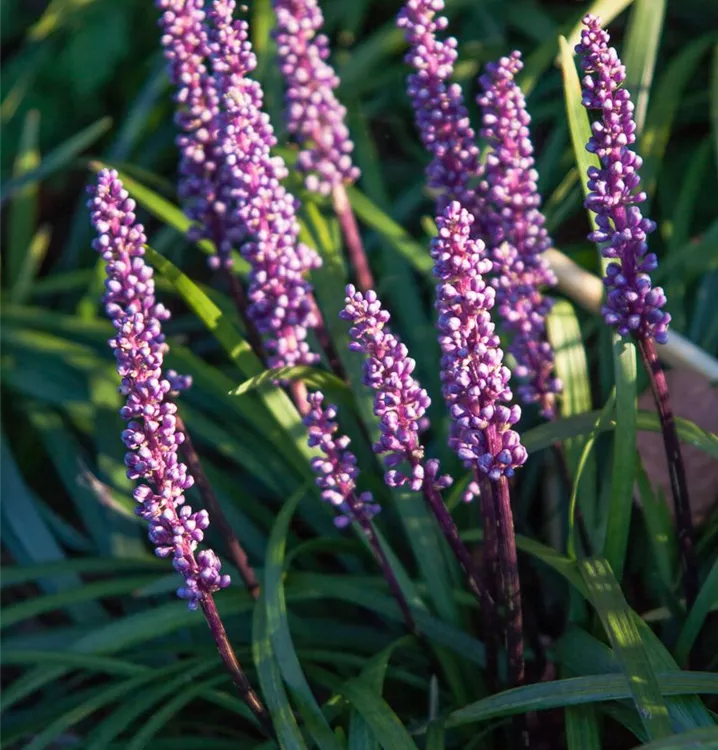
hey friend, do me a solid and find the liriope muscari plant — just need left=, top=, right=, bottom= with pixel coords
left=576, top=14, right=698, bottom=609
left=77, top=0, right=705, bottom=743
left=88, top=168, right=270, bottom=735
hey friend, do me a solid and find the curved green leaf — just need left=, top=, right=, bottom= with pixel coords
left=264, top=488, right=343, bottom=750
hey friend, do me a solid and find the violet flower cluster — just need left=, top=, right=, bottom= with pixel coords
left=576, top=14, right=670, bottom=344
left=341, top=285, right=452, bottom=495
left=272, top=0, right=360, bottom=195
left=156, top=0, right=221, bottom=252
left=207, top=0, right=322, bottom=368
left=304, top=391, right=381, bottom=527
left=158, top=0, right=322, bottom=369
left=89, top=169, right=230, bottom=609
left=396, top=0, right=484, bottom=221
left=477, top=51, right=560, bottom=418
left=432, top=201, right=527, bottom=497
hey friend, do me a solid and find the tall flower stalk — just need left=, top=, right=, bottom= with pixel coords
left=340, top=286, right=490, bottom=646
left=576, top=15, right=698, bottom=610
left=88, top=168, right=270, bottom=734
left=477, top=51, right=561, bottom=419
left=272, top=0, right=374, bottom=291
left=304, top=391, right=415, bottom=632
left=432, top=201, right=528, bottom=688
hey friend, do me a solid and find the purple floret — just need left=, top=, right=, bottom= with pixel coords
left=432, top=201, right=527, bottom=498
left=576, top=14, right=670, bottom=344
left=88, top=169, right=230, bottom=609
left=477, top=51, right=561, bottom=418
left=304, top=391, right=381, bottom=527
left=341, top=285, right=453, bottom=494
left=397, top=0, right=484, bottom=222
left=272, top=0, right=360, bottom=195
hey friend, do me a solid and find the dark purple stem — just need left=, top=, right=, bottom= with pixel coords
left=177, top=415, right=260, bottom=600
left=637, top=336, right=699, bottom=611
left=350, top=496, right=417, bottom=634
left=199, top=592, right=274, bottom=738
left=491, top=476, right=525, bottom=688
left=422, top=483, right=489, bottom=610
left=332, top=184, right=375, bottom=292
left=476, top=471, right=500, bottom=692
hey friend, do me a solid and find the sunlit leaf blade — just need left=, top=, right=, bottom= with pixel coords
left=579, top=558, right=672, bottom=739
left=623, top=0, right=666, bottom=134
left=628, top=727, right=718, bottom=750
left=1, top=117, right=112, bottom=201
left=565, top=704, right=602, bottom=750
left=446, top=672, right=717, bottom=728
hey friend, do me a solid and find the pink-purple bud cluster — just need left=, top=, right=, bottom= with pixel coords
left=156, top=0, right=221, bottom=251
left=396, top=0, right=484, bottom=220
left=432, top=202, right=527, bottom=497
left=88, top=169, right=230, bottom=609
left=304, top=392, right=381, bottom=527
left=477, top=51, right=561, bottom=419
left=272, top=0, right=359, bottom=195
left=576, top=15, right=670, bottom=344
left=207, top=0, right=322, bottom=367
left=341, top=285, right=452, bottom=494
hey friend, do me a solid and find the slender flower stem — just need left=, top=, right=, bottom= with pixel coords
left=354, top=504, right=417, bottom=634
left=332, top=184, right=374, bottom=292
left=637, top=336, right=699, bottom=610
left=422, top=483, right=487, bottom=608
left=176, top=415, right=260, bottom=600
left=199, top=593, right=274, bottom=738
left=476, top=473, right=500, bottom=692
left=491, top=475, right=525, bottom=688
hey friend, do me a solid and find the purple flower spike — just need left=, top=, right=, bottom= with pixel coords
left=304, top=391, right=381, bottom=527
left=341, top=285, right=452, bottom=494
left=88, top=169, right=230, bottom=609
left=477, top=51, right=561, bottom=419
left=576, top=15, right=670, bottom=344
left=272, top=0, right=360, bottom=195
left=156, top=0, right=222, bottom=257
left=432, top=201, right=527, bottom=496
left=208, top=0, right=322, bottom=368
left=397, top=0, right=484, bottom=221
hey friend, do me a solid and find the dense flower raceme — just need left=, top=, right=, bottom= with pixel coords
left=304, top=392, right=381, bottom=527
left=88, top=169, right=230, bottom=609
left=272, top=0, right=359, bottom=195
left=576, top=14, right=670, bottom=343
left=206, top=0, right=322, bottom=367
left=341, top=286, right=452, bottom=495
left=397, top=0, right=484, bottom=222
left=477, top=51, right=560, bottom=418
left=433, top=202, right=527, bottom=499
left=156, top=0, right=221, bottom=249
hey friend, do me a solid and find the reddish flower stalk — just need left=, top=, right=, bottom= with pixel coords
left=432, top=202, right=527, bottom=689
left=576, top=14, right=697, bottom=611
left=89, top=168, right=269, bottom=732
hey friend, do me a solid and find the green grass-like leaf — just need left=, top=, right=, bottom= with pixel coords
left=579, top=558, right=673, bottom=739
